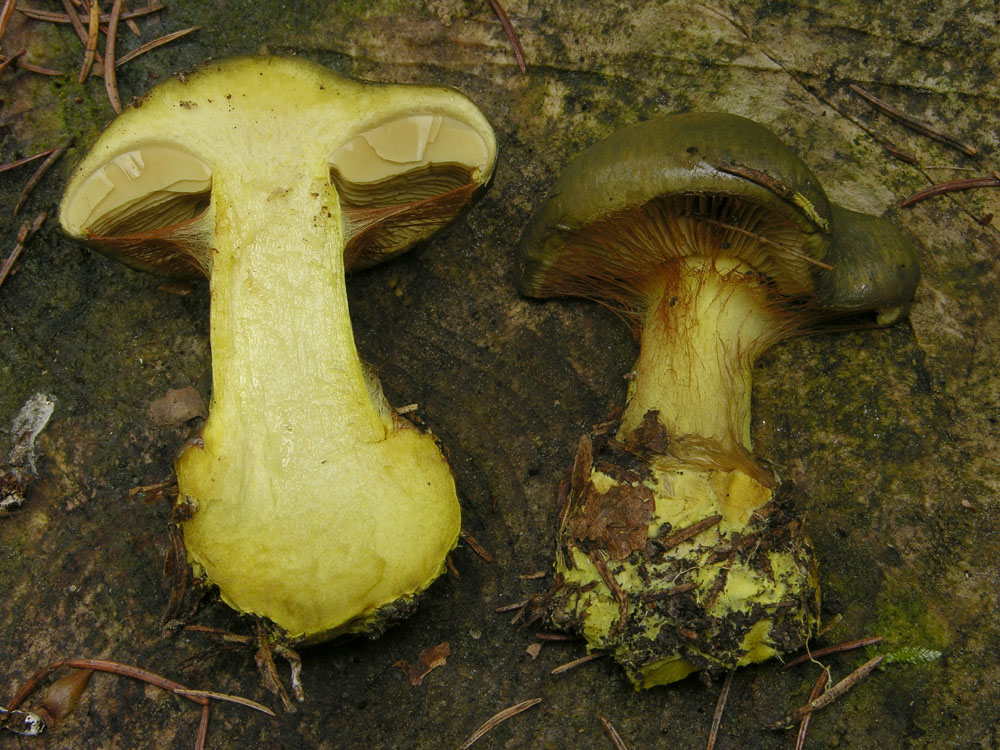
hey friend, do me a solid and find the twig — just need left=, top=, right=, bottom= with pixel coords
left=0, top=213, right=47, bottom=290
left=551, top=651, right=604, bottom=675
left=0, top=0, right=15, bottom=41
left=599, top=715, right=629, bottom=750
left=0, top=47, right=24, bottom=77
left=0, top=146, right=59, bottom=175
left=78, top=0, right=101, bottom=82
left=120, top=0, right=141, bottom=36
left=656, top=514, right=722, bottom=551
left=103, top=0, right=123, bottom=113
left=494, top=599, right=529, bottom=613
left=706, top=670, right=734, bottom=750
left=460, top=527, right=495, bottom=563
left=115, top=26, right=200, bottom=67
left=900, top=175, right=1000, bottom=208
left=14, top=139, right=71, bottom=215
left=770, top=655, right=885, bottom=728
left=779, top=636, right=883, bottom=671
left=849, top=84, right=977, bottom=157
left=58, top=0, right=93, bottom=53
left=534, top=633, right=577, bottom=641
left=486, top=0, right=526, bottom=73
left=883, top=144, right=916, bottom=164
left=16, top=2, right=164, bottom=24
left=714, top=163, right=831, bottom=232
left=458, top=697, right=542, bottom=749
left=173, top=689, right=276, bottom=716
left=795, top=670, right=829, bottom=750
left=194, top=703, right=210, bottom=750
left=0, top=55, right=62, bottom=76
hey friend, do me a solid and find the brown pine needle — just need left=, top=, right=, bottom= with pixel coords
left=458, top=697, right=542, bottom=749
left=0, top=146, right=58, bottom=175
left=494, top=599, right=529, bottom=613
left=0, top=0, right=16, bottom=42
left=0, top=47, right=24, bottom=77
left=173, top=689, right=276, bottom=716
left=115, top=26, right=200, bottom=68
left=776, top=654, right=885, bottom=726
left=103, top=0, right=123, bottom=113
left=59, top=0, right=101, bottom=69
left=486, top=0, right=526, bottom=73
left=460, top=527, right=495, bottom=563
left=79, top=0, right=101, bottom=83
left=551, top=651, right=605, bottom=675
left=779, top=636, right=883, bottom=671
left=900, top=175, right=1000, bottom=208
left=120, top=0, right=141, bottom=36
left=849, top=84, right=977, bottom=157
left=599, top=715, right=629, bottom=750
left=14, top=138, right=71, bottom=215
left=706, top=670, right=734, bottom=750
left=194, top=703, right=210, bottom=750
left=534, top=632, right=577, bottom=641
left=0, top=213, right=46, bottom=291
left=795, top=670, right=829, bottom=750
left=6, top=57, right=62, bottom=76
left=17, top=2, right=164, bottom=25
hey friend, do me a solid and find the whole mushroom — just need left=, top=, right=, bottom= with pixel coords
left=518, top=113, right=919, bottom=687
left=60, top=56, right=497, bottom=642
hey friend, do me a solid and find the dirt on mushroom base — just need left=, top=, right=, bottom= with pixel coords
left=548, top=410, right=820, bottom=687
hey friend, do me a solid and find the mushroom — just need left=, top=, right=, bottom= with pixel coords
left=517, top=112, right=919, bottom=687
left=59, top=57, right=497, bottom=642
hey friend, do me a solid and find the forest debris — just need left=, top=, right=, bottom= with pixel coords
left=460, top=527, right=495, bottom=563
left=849, top=84, right=977, bottom=157
left=771, top=655, right=885, bottom=728
left=0, top=212, right=48, bottom=290
left=706, top=670, right=734, bottom=750
left=599, top=715, right=629, bottom=750
left=795, top=670, right=829, bottom=750
left=149, top=387, right=208, bottom=426
left=14, top=139, right=71, bottom=215
left=458, top=697, right=541, bottom=749
left=103, top=0, right=123, bottom=112
left=779, top=635, right=883, bottom=671
left=486, top=0, right=526, bottom=73
left=2, top=658, right=272, bottom=742
left=1, top=393, right=56, bottom=515
left=395, top=642, right=450, bottom=686
left=551, top=651, right=605, bottom=675
left=900, top=175, right=1000, bottom=208
left=114, top=26, right=200, bottom=67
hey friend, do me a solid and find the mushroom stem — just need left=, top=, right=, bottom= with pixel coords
left=199, top=174, right=388, bottom=446
left=174, top=173, right=456, bottom=641
left=621, top=256, right=785, bottom=457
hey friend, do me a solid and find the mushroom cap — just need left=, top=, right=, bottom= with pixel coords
left=518, top=112, right=834, bottom=308
left=811, top=204, right=921, bottom=324
left=59, top=56, right=496, bottom=277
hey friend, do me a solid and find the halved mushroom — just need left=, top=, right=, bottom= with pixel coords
left=518, top=112, right=919, bottom=687
left=60, top=56, right=497, bottom=642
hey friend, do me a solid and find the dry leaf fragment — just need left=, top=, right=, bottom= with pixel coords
left=395, top=642, right=450, bottom=686
left=36, top=669, right=94, bottom=726
left=149, top=387, right=208, bottom=426
left=525, top=643, right=542, bottom=660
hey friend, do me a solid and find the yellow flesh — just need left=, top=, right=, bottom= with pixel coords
left=621, top=257, right=782, bottom=451
left=58, top=58, right=497, bottom=640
